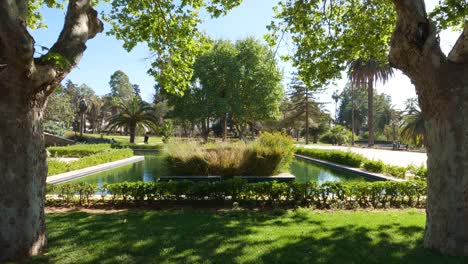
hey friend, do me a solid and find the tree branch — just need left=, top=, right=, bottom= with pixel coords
left=448, top=24, right=468, bottom=64
left=33, top=0, right=103, bottom=93
left=388, top=0, right=446, bottom=79
left=0, top=0, right=35, bottom=70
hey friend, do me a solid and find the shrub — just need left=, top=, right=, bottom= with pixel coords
left=46, top=179, right=427, bottom=209
left=407, top=164, right=427, bottom=178
left=362, top=160, right=385, bottom=173
left=383, top=165, right=407, bottom=178
left=165, top=133, right=294, bottom=176
left=47, top=149, right=134, bottom=176
left=320, top=125, right=352, bottom=145
left=295, top=148, right=365, bottom=167
left=48, top=144, right=111, bottom=157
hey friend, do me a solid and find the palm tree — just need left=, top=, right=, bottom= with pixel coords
left=401, top=108, right=425, bottom=147
left=106, top=96, right=159, bottom=143
left=348, top=59, right=394, bottom=147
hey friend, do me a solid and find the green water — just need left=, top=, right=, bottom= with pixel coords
left=70, top=155, right=369, bottom=185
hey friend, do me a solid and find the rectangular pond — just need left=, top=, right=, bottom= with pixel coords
left=68, top=154, right=370, bottom=185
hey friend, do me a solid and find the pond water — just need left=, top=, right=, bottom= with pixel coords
left=69, top=155, right=370, bottom=186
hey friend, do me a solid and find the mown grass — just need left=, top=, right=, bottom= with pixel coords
left=29, top=209, right=467, bottom=264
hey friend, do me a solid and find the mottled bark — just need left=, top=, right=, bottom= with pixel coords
left=390, top=0, right=468, bottom=255
left=0, top=0, right=102, bottom=261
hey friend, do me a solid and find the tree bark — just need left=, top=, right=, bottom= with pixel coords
left=389, top=0, right=468, bottom=255
left=367, top=80, right=374, bottom=147
left=129, top=124, right=136, bottom=144
left=305, top=92, right=309, bottom=144
left=0, top=0, right=102, bottom=261
left=0, top=93, right=47, bottom=261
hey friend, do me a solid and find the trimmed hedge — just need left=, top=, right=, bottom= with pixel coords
left=47, top=149, right=134, bottom=176
left=295, top=148, right=365, bottom=167
left=295, top=147, right=426, bottom=179
left=47, top=179, right=427, bottom=209
left=48, top=144, right=111, bottom=157
left=111, top=143, right=164, bottom=150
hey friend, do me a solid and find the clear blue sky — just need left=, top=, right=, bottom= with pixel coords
left=31, top=0, right=458, bottom=115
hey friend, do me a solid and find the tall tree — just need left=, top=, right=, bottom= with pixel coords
left=348, top=59, right=394, bottom=147
left=109, top=70, right=133, bottom=101
left=0, top=0, right=243, bottom=260
left=270, top=0, right=468, bottom=254
left=230, top=37, right=283, bottom=139
left=0, top=1, right=103, bottom=260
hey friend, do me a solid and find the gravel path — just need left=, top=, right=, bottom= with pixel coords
left=299, top=145, right=427, bottom=167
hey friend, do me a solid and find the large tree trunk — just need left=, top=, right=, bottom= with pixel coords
left=0, top=94, right=47, bottom=260
left=305, top=93, right=309, bottom=144
left=367, top=81, right=374, bottom=147
left=0, top=1, right=102, bottom=261
left=389, top=0, right=468, bottom=255
left=423, top=97, right=468, bottom=255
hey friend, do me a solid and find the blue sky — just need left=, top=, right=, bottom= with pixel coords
left=31, top=0, right=459, bottom=116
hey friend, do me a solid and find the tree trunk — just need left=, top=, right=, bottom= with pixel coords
left=129, top=124, right=136, bottom=143
left=305, top=93, right=309, bottom=145
left=223, top=113, right=227, bottom=142
left=0, top=95, right=47, bottom=261
left=423, top=88, right=468, bottom=255
left=388, top=0, right=468, bottom=255
left=351, top=84, right=355, bottom=146
left=367, top=81, right=374, bottom=147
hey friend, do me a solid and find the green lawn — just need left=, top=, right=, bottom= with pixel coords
left=29, top=209, right=467, bottom=264
left=84, top=133, right=163, bottom=144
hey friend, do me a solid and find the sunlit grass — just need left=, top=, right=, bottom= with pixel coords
left=30, top=209, right=468, bottom=264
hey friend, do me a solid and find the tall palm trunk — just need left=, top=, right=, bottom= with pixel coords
left=129, top=123, right=136, bottom=144
left=367, top=79, right=374, bottom=147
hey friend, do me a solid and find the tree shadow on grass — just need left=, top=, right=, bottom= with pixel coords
left=28, top=210, right=468, bottom=264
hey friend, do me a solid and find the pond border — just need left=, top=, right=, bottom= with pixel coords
left=47, top=156, right=145, bottom=184
left=294, top=154, right=405, bottom=182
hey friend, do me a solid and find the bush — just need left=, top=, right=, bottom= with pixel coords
left=46, top=179, right=427, bottom=209
left=165, top=132, right=294, bottom=176
left=295, top=148, right=365, bottom=167
left=48, top=144, right=111, bottom=157
left=111, top=142, right=164, bottom=150
left=48, top=149, right=134, bottom=176
left=407, top=164, right=427, bottom=178
left=320, top=125, right=352, bottom=145
left=384, top=165, right=407, bottom=178
left=362, top=160, right=385, bottom=173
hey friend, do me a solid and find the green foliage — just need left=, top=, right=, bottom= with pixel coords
left=109, top=70, right=134, bottom=101
left=106, top=96, right=159, bottom=143
left=47, top=179, right=427, bottom=209
left=383, top=165, right=407, bottom=179
left=160, top=120, right=174, bottom=144
left=320, top=125, right=352, bottom=145
left=165, top=133, right=294, bottom=176
left=43, top=85, right=75, bottom=136
left=47, top=144, right=111, bottom=157
left=104, top=1, right=243, bottom=94
left=47, top=182, right=97, bottom=205
left=407, top=164, right=428, bottom=179
left=48, top=149, right=133, bottom=176
left=362, top=160, right=385, bottom=173
left=295, top=148, right=365, bottom=168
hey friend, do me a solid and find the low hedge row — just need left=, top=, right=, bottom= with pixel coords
left=48, top=144, right=111, bottom=157
left=295, top=147, right=427, bottom=179
left=111, top=143, right=164, bottom=150
left=47, top=149, right=134, bottom=176
left=47, top=179, right=427, bottom=209
left=295, top=148, right=365, bottom=167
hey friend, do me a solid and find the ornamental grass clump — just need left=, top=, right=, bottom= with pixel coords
left=165, top=132, right=294, bottom=177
